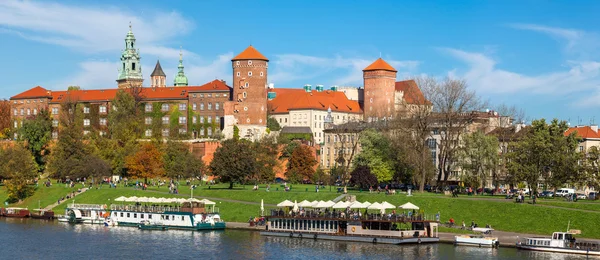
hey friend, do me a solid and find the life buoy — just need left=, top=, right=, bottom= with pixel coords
left=351, top=227, right=356, bottom=232
left=314, top=234, right=317, bottom=240
left=373, top=238, right=377, bottom=243
left=417, top=238, right=421, bottom=244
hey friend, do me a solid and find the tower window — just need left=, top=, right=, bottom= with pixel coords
left=260, top=72, right=264, bottom=77
left=236, top=61, right=240, bottom=65
left=132, top=63, right=136, bottom=70
left=243, top=92, right=247, bottom=98
left=248, top=71, right=252, bottom=76
left=248, top=60, right=252, bottom=65
left=237, top=72, right=240, bottom=77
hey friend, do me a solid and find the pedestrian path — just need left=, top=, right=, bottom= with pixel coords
left=332, top=194, right=347, bottom=203
left=44, top=188, right=88, bottom=210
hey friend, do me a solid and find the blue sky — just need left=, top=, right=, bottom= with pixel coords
left=1, top=0, right=600, bottom=124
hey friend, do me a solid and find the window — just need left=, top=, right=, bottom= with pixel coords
left=145, top=104, right=152, bottom=112
left=208, top=116, right=212, bottom=124
left=215, top=103, right=220, bottom=110
left=260, top=71, right=264, bottom=77
left=244, top=107, right=248, bottom=111
left=215, top=94, right=220, bottom=97
left=162, top=116, right=169, bottom=125
left=145, top=129, right=152, bottom=137
left=99, top=131, right=106, bottom=136
left=207, top=94, right=212, bottom=98
left=427, top=139, right=436, bottom=149
left=26, top=109, right=30, bottom=116
left=100, top=106, right=107, bottom=113
left=52, top=120, right=58, bottom=127
left=200, top=103, right=204, bottom=110
left=132, top=63, right=136, bottom=70
left=83, top=130, right=90, bottom=135
left=200, top=117, right=205, bottom=124
left=223, top=94, right=228, bottom=97
left=243, top=92, right=247, bottom=98
left=200, top=94, right=204, bottom=98
left=236, top=61, right=240, bottom=65
left=216, top=117, right=220, bottom=124
left=207, top=128, right=212, bottom=136
left=208, top=103, right=212, bottom=110
left=192, top=103, right=197, bottom=110
left=52, top=132, right=58, bottom=139
left=83, top=119, right=90, bottom=126
left=162, top=129, right=169, bottom=137
left=248, top=60, right=252, bottom=65
left=580, top=146, right=584, bottom=152
left=145, top=117, right=152, bottom=125
left=244, top=82, right=249, bottom=88
left=100, top=118, right=107, bottom=126
left=200, top=128, right=205, bottom=136
left=52, top=107, right=58, bottom=115
left=192, top=94, right=196, bottom=98
left=192, top=116, right=197, bottom=124
left=179, top=128, right=186, bottom=134
left=248, top=71, right=252, bottom=76
left=13, top=109, right=17, bottom=116
left=14, top=121, right=18, bottom=128
left=236, top=72, right=240, bottom=77
left=161, top=104, right=169, bottom=111
left=33, top=109, right=37, bottom=115
left=179, top=116, right=186, bottom=124
left=20, top=108, right=24, bottom=115
left=83, top=107, right=90, bottom=114
left=179, top=103, right=186, bottom=111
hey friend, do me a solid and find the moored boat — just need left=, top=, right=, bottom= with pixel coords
left=4, top=208, right=30, bottom=218
left=516, top=229, right=600, bottom=256
left=30, top=209, right=55, bottom=220
left=57, top=204, right=109, bottom=224
left=138, top=220, right=169, bottom=231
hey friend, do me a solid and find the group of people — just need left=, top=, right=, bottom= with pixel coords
left=368, top=185, right=397, bottom=195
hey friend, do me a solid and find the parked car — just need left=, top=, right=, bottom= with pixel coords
left=539, top=191, right=554, bottom=198
left=556, top=188, right=575, bottom=197
left=576, top=193, right=587, bottom=200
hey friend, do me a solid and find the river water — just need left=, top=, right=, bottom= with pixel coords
left=0, top=218, right=591, bottom=260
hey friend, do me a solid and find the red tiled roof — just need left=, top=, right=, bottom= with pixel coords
left=231, top=45, right=269, bottom=61
left=565, top=126, right=600, bottom=139
left=187, top=80, right=231, bottom=92
left=395, top=80, right=431, bottom=105
left=11, top=86, right=52, bottom=99
left=268, top=88, right=362, bottom=114
left=363, top=58, right=397, bottom=72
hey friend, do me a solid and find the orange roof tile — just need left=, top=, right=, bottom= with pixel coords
left=11, top=86, right=52, bottom=99
left=268, top=88, right=362, bottom=114
left=565, top=126, right=600, bottom=139
left=395, top=80, right=431, bottom=105
left=187, top=80, right=231, bottom=92
left=363, top=58, right=397, bottom=72
left=232, top=45, right=269, bottom=61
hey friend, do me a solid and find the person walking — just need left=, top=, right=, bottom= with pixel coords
left=462, top=220, right=466, bottom=230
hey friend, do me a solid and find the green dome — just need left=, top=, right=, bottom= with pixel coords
left=174, top=50, right=188, bottom=86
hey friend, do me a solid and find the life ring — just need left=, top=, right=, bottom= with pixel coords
left=351, top=227, right=356, bottom=232
left=289, top=233, right=293, bottom=238
left=373, top=238, right=377, bottom=243
left=314, top=234, right=318, bottom=240
left=417, top=238, right=421, bottom=244
left=298, top=234, right=303, bottom=239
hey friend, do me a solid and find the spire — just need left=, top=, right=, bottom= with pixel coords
left=174, top=47, right=188, bottom=86
left=117, top=23, right=143, bottom=87
left=151, top=60, right=166, bottom=77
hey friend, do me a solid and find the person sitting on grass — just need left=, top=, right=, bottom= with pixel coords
left=449, top=218, right=455, bottom=227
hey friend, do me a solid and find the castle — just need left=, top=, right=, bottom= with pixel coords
left=9, top=25, right=428, bottom=143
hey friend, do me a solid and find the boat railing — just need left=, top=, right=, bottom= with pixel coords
left=68, top=204, right=105, bottom=210
left=519, top=237, right=600, bottom=252
left=109, top=204, right=220, bottom=214
left=267, top=209, right=435, bottom=222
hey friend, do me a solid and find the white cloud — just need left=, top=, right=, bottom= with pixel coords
left=52, top=61, right=120, bottom=90
left=0, top=0, right=192, bottom=59
left=270, top=54, right=420, bottom=86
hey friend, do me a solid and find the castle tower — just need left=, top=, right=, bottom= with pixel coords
left=231, top=45, right=268, bottom=127
left=362, top=58, right=397, bottom=121
left=117, top=23, right=143, bottom=88
left=173, top=49, right=188, bottom=87
left=150, top=60, right=166, bottom=88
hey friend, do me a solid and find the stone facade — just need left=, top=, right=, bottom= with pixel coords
left=232, top=59, right=268, bottom=126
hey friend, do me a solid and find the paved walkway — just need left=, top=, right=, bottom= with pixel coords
left=44, top=188, right=88, bottom=210
left=332, top=194, right=347, bottom=202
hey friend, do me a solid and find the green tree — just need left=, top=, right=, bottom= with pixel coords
left=0, top=144, right=38, bottom=202
left=210, top=139, right=256, bottom=189
left=251, top=136, right=278, bottom=183
left=267, top=117, right=281, bottom=131
left=354, top=129, right=395, bottom=183
left=312, top=167, right=326, bottom=185
left=287, top=144, right=317, bottom=182
left=125, top=142, right=165, bottom=184
left=233, top=125, right=240, bottom=140
left=458, top=130, right=499, bottom=191
left=0, top=100, right=11, bottom=139
left=508, top=119, right=579, bottom=194
left=18, top=109, right=52, bottom=171
left=583, top=146, right=600, bottom=188
left=163, top=141, right=204, bottom=180
left=350, top=165, right=378, bottom=189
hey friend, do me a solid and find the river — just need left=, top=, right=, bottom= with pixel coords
left=0, top=218, right=591, bottom=260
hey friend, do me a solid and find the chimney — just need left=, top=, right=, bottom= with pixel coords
left=592, top=124, right=598, bottom=133
left=303, top=84, right=312, bottom=93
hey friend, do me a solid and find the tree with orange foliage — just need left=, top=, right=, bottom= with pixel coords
left=0, top=100, right=11, bottom=139
left=125, top=142, right=164, bottom=184
left=287, top=144, right=317, bottom=183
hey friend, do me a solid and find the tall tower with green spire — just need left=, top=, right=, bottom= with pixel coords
left=173, top=48, right=188, bottom=87
left=117, top=23, right=143, bottom=88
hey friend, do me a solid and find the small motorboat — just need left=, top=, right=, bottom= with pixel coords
left=454, top=228, right=499, bottom=248
left=4, top=208, right=31, bottom=218
left=517, top=229, right=600, bottom=256
left=138, top=220, right=169, bottom=231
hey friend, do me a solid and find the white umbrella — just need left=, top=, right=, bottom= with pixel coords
left=293, top=200, right=299, bottom=213
left=349, top=201, right=366, bottom=209
left=260, top=199, right=264, bottom=216
left=137, top=197, right=151, bottom=203
left=185, top=198, right=201, bottom=203
left=310, top=200, right=321, bottom=207
left=313, top=201, right=331, bottom=208
left=367, top=202, right=382, bottom=210
left=399, top=202, right=419, bottom=210
left=298, top=200, right=313, bottom=207
left=332, top=201, right=349, bottom=209
left=362, top=201, right=372, bottom=207
left=125, top=196, right=138, bottom=202
left=324, top=201, right=336, bottom=207
left=114, top=196, right=127, bottom=202
left=277, top=200, right=294, bottom=207
left=200, top=199, right=216, bottom=205
left=381, top=201, right=396, bottom=209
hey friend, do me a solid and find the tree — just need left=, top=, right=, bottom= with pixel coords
left=458, top=130, right=499, bottom=191
left=233, top=125, right=240, bottom=140
left=287, top=144, right=317, bottom=182
left=267, top=117, right=281, bottom=131
left=354, top=129, right=395, bottom=183
left=312, top=167, right=326, bottom=185
left=0, top=144, right=38, bottom=202
left=508, top=119, right=579, bottom=194
left=210, top=139, right=256, bottom=188
left=18, top=109, right=52, bottom=171
left=0, top=100, right=10, bottom=139
left=583, top=146, right=600, bottom=189
left=125, top=142, right=165, bottom=184
left=350, top=165, right=378, bottom=189
left=163, top=141, right=204, bottom=180
left=251, top=136, right=278, bottom=183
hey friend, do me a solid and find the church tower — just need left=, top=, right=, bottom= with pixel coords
left=173, top=49, right=188, bottom=87
left=363, top=58, right=397, bottom=121
left=150, top=60, right=166, bottom=88
left=231, top=45, right=268, bottom=127
left=117, top=23, right=143, bottom=88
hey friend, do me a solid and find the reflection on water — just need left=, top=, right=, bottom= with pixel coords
left=0, top=218, right=593, bottom=260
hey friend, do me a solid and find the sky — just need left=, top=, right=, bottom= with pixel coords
left=1, top=0, right=600, bottom=124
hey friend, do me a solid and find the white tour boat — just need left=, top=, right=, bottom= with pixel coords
left=57, top=204, right=109, bottom=224
left=517, top=229, right=600, bottom=256
left=454, top=228, right=499, bottom=248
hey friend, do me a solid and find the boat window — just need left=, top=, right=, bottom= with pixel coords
left=127, top=213, right=130, bottom=218
left=166, top=216, right=169, bottom=220
left=134, top=213, right=137, bottom=218
left=553, top=234, right=557, bottom=239
left=172, top=215, right=175, bottom=221
left=120, top=213, right=123, bottom=217
left=558, top=234, right=563, bottom=240
left=140, top=214, right=144, bottom=219
left=148, top=214, right=152, bottom=219
left=182, top=216, right=185, bottom=221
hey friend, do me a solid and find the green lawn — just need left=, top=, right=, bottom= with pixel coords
left=0, top=183, right=78, bottom=210
left=536, top=200, right=600, bottom=212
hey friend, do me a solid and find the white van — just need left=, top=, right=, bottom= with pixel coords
left=555, top=188, right=575, bottom=197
